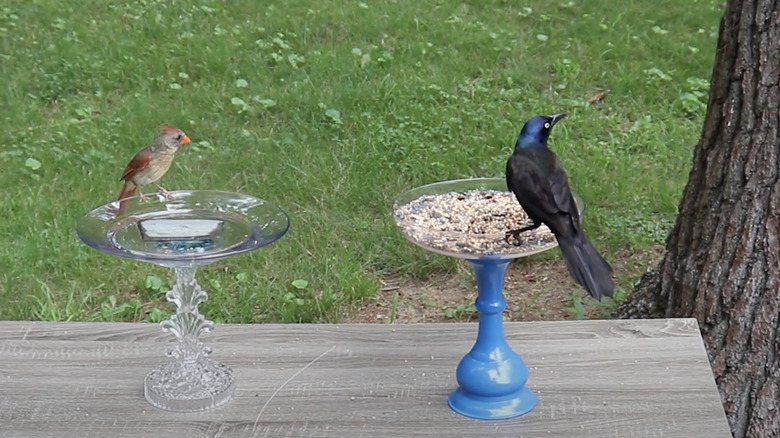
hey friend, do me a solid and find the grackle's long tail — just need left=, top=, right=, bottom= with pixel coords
left=556, top=232, right=614, bottom=300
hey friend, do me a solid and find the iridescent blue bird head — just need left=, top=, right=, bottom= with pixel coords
left=515, top=112, right=566, bottom=149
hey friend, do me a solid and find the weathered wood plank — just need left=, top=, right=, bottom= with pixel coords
left=0, top=319, right=730, bottom=437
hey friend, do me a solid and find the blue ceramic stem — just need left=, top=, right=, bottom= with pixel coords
left=447, top=258, right=538, bottom=420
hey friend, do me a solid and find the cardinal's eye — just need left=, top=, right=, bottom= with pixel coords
left=175, top=134, right=183, bottom=141
left=544, top=122, right=551, bottom=129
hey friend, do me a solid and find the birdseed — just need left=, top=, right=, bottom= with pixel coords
left=393, top=189, right=557, bottom=256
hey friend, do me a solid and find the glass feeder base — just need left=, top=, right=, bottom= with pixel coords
left=448, top=386, right=537, bottom=420
left=144, top=358, right=236, bottom=412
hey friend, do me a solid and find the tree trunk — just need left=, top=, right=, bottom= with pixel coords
left=617, top=1, right=780, bottom=437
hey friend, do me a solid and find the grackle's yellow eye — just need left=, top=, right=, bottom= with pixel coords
left=544, top=122, right=551, bottom=129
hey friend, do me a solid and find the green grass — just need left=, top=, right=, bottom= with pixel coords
left=0, top=0, right=723, bottom=322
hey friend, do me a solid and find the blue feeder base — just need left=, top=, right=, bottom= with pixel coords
left=447, top=258, right=538, bottom=420
left=448, top=386, right=537, bottom=420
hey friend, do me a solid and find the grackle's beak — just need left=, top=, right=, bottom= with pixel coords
left=548, top=113, right=567, bottom=126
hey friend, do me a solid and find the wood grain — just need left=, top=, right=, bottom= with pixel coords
left=0, top=319, right=730, bottom=438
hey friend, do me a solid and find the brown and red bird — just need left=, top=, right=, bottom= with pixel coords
left=115, top=125, right=191, bottom=213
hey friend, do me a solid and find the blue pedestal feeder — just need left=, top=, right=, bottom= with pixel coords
left=393, top=178, right=576, bottom=421
left=447, top=258, right=537, bottom=420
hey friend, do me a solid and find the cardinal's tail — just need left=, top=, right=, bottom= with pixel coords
left=115, top=180, right=137, bottom=215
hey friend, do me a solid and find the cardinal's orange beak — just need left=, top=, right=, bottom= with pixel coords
left=180, top=135, right=191, bottom=145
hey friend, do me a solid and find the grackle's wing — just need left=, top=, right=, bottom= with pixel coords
left=546, top=153, right=579, bottom=221
left=505, top=147, right=579, bottom=228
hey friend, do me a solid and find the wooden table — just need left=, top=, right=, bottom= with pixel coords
left=0, top=318, right=731, bottom=437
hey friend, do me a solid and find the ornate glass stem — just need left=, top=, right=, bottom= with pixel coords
left=143, top=266, right=235, bottom=412
left=161, top=266, right=214, bottom=363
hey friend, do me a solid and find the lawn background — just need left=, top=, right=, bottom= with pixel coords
left=0, top=0, right=723, bottom=322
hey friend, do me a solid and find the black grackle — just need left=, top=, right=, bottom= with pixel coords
left=505, top=113, right=614, bottom=300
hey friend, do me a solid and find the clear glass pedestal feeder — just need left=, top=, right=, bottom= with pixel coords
left=394, top=178, right=582, bottom=420
left=77, top=190, right=289, bottom=412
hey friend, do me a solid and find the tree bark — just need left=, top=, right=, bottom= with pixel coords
left=617, top=1, right=780, bottom=437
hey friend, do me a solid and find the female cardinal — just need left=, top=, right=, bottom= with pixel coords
left=115, top=125, right=191, bottom=213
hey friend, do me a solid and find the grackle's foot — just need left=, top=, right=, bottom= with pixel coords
left=504, top=229, right=524, bottom=246
left=505, top=221, right=541, bottom=246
